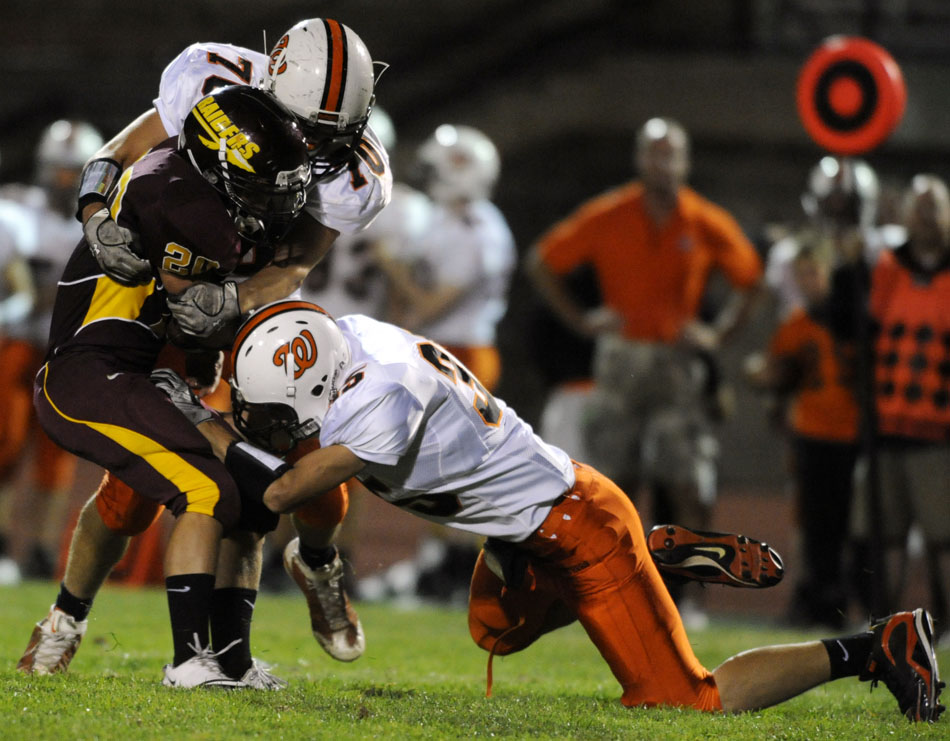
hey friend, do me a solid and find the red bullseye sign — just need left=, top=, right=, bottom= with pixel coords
left=796, top=36, right=906, bottom=155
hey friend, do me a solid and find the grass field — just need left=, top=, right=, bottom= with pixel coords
left=0, top=580, right=945, bottom=740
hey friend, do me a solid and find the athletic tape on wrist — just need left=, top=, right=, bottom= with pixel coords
left=76, top=158, right=121, bottom=221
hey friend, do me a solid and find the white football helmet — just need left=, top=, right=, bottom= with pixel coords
left=35, top=119, right=104, bottom=200
left=416, top=124, right=500, bottom=204
left=264, top=18, right=379, bottom=180
left=230, top=300, right=351, bottom=452
left=801, top=156, right=879, bottom=230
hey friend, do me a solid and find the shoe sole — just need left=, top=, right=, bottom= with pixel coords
left=648, top=524, right=784, bottom=588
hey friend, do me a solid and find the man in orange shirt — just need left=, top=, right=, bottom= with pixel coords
left=527, top=118, right=762, bottom=578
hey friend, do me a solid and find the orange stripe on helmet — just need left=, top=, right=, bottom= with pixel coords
left=231, top=300, right=331, bottom=369
left=321, top=19, right=347, bottom=118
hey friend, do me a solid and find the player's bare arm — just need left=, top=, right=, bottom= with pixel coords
left=167, top=214, right=339, bottom=339
left=263, top=445, right=364, bottom=514
left=236, top=214, right=339, bottom=312
left=78, top=109, right=168, bottom=225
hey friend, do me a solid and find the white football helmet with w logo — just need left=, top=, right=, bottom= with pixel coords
left=230, top=300, right=351, bottom=452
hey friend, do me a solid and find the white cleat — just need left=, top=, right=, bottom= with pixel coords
left=283, top=538, right=365, bottom=661
left=239, top=658, right=288, bottom=690
left=17, top=605, right=87, bottom=675
left=161, top=635, right=245, bottom=689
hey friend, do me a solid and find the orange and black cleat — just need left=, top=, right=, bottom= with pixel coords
left=860, top=608, right=944, bottom=723
left=647, top=524, right=784, bottom=588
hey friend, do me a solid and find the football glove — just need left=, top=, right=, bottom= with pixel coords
left=84, top=207, right=152, bottom=287
left=167, top=281, right=240, bottom=339
left=149, top=368, right=215, bottom=426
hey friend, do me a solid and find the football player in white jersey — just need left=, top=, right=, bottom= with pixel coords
left=0, top=120, right=102, bottom=582
left=385, top=124, right=514, bottom=392
left=153, top=300, right=942, bottom=721
left=22, top=19, right=386, bottom=683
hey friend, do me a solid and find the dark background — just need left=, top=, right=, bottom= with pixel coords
left=3, top=0, right=950, bottom=488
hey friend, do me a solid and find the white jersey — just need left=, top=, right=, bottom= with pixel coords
left=392, top=199, right=515, bottom=346
left=0, top=185, right=81, bottom=342
left=153, top=42, right=391, bottom=235
left=301, top=184, right=432, bottom=318
left=320, top=314, right=574, bottom=541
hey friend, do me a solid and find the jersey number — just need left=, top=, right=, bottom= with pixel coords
left=417, top=342, right=502, bottom=426
left=361, top=474, right=463, bottom=518
left=347, top=138, right=387, bottom=190
left=201, top=52, right=254, bottom=95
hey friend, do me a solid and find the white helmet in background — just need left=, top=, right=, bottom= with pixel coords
left=264, top=18, right=379, bottom=180
left=230, top=300, right=351, bottom=452
left=416, top=124, right=500, bottom=204
left=801, top=156, right=879, bottom=230
left=35, top=119, right=103, bottom=184
left=368, top=106, right=396, bottom=153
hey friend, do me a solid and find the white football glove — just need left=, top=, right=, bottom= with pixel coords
left=84, top=207, right=152, bottom=287
left=149, top=368, right=215, bottom=426
left=167, top=281, right=240, bottom=339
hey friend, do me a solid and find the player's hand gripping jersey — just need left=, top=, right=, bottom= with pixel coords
left=155, top=42, right=391, bottom=237
left=320, top=315, right=574, bottom=541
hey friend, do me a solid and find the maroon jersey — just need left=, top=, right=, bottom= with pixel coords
left=47, top=139, right=242, bottom=370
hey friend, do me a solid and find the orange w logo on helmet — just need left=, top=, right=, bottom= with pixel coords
left=272, top=330, right=319, bottom=379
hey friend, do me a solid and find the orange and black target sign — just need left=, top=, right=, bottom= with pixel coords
left=796, top=36, right=906, bottom=155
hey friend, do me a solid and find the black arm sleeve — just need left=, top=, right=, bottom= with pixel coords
left=224, top=441, right=291, bottom=535
left=224, top=441, right=293, bottom=503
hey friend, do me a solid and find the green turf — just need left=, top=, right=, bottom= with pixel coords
left=0, top=581, right=945, bottom=739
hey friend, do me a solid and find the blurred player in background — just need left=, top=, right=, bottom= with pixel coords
left=527, top=117, right=762, bottom=625
left=0, top=120, right=102, bottom=582
left=19, top=18, right=390, bottom=679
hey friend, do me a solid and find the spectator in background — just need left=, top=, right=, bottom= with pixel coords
left=526, top=117, right=762, bottom=624
left=745, top=244, right=858, bottom=629
left=831, top=173, right=950, bottom=640
left=0, top=120, right=103, bottom=581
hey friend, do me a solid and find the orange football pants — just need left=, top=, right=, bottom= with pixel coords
left=468, top=462, right=721, bottom=710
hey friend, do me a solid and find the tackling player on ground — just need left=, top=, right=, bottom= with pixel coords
left=158, top=300, right=943, bottom=721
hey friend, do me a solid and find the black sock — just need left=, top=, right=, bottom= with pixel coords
left=300, top=542, right=337, bottom=570
left=822, top=632, right=874, bottom=679
left=210, top=587, right=256, bottom=678
left=55, top=582, right=94, bottom=622
left=166, top=573, right=215, bottom=666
